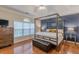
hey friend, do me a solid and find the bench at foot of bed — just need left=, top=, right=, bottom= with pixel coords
left=33, top=39, right=56, bottom=52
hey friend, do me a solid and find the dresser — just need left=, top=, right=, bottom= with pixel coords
left=0, top=27, right=13, bottom=48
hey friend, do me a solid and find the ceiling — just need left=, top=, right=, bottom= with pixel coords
left=4, top=5, right=56, bottom=17
left=2, top=5, right=79, bottom=18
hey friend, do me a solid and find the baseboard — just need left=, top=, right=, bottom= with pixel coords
left=64, top=40, right=79, bottom=44
left=14, top=36, right=32, bottom=44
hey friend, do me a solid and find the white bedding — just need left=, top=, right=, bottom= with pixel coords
left=35, top=32, right=63, bottom=45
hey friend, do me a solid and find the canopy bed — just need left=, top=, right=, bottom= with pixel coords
left=33, top=13, right=64, bottom=52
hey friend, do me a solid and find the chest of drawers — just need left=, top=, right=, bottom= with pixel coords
left=0, top=27, right=13, bottom=48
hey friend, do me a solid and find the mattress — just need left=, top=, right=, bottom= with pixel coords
left=35, top=32, right=63, bottom=45
left=36, top=32, right=62, bottom=38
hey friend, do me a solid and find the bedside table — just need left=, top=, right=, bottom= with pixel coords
left=66, top=31, right=76, bottom=45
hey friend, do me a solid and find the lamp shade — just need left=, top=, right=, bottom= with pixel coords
left=67, top=27, right=74, bottom=31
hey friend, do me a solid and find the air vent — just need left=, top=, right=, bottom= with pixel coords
left=25, top=12, right=35, bottom=16
left=25, top=12, right=30, bottom=14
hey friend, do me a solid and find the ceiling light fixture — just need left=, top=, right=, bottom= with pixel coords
left=38, top=5, right=47, bottom=10
left=34, top=5, right=47, bottom=13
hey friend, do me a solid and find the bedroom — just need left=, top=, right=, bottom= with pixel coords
left=33, top=5, right=79, bottom=54
left=0, top=5, right=79, bottom=54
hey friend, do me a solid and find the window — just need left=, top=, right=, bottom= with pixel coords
left=14, top=21, right=35, bottom=38
left=23, top=23, right=30, bottom=36
left=30, top=23, right=34, bottom=34
left=14, top=21, right=23, bottom=37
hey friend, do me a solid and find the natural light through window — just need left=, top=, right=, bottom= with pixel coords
left=14, top=20, right=34, bottom=38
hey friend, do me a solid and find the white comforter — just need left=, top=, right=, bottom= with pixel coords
left=36, top=32, right=62, bottom=38
left=36, top=32, right=63, bottom=45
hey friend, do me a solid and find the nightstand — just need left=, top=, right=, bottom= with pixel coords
left=66, top=31, right=76, bottom=45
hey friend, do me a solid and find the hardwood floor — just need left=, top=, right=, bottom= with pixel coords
left=0, top=39, right=79, bottom=54
left=33, top=41, right=79, bottom=54
left=0, top=39, right=32, bottom=54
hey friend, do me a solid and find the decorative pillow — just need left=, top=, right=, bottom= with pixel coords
left=47, top=29, right=56, bottom=32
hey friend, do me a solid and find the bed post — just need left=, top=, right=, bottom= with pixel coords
left=34, top=18, right=37, bottom=40
left=56, top=14, right=59, bottom=46
left=63, top=18, right=65, bottom=43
